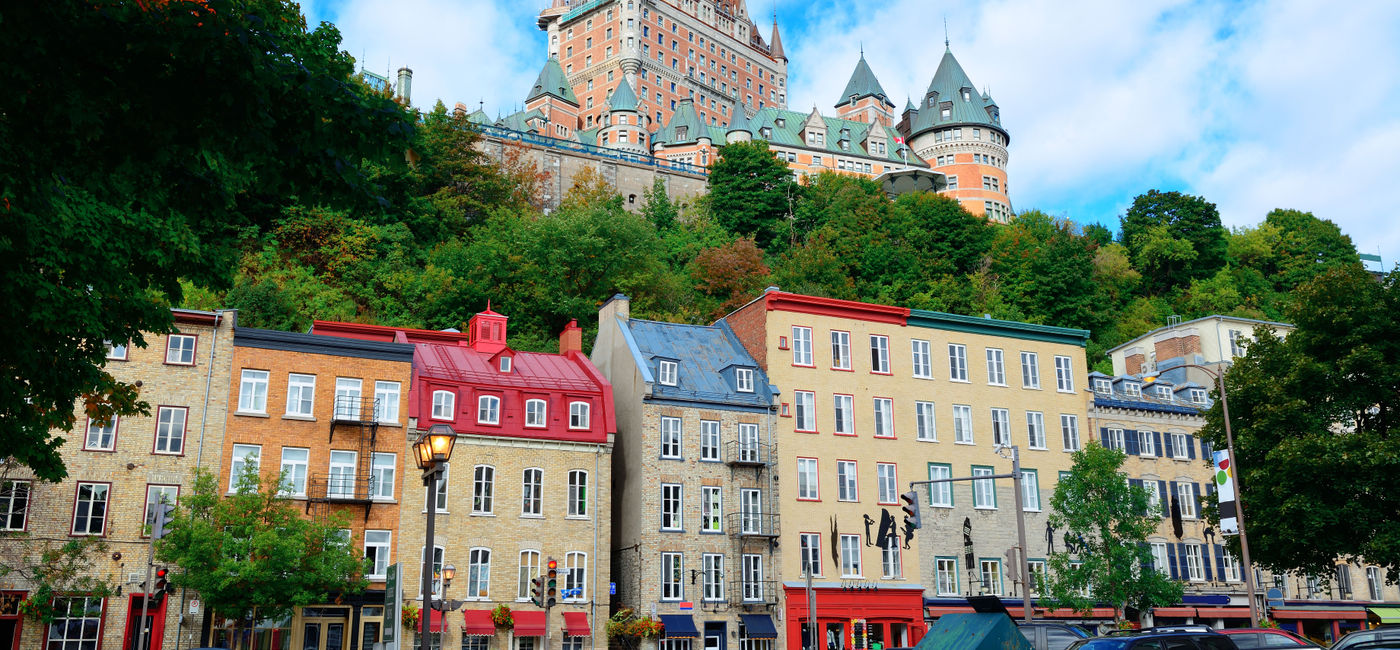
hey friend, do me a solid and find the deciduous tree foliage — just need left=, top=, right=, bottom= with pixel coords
left=1120, top=190, right=1228, bottom=292
left=1199, top=265, right=1400, bottom=581
left=707, top=141, right=799, bottom=249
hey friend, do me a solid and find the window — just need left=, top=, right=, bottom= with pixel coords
left=280, top=447, right=309, bottom=496
left=797, top=458, right=819, bottom=500
left=165, top=334, right=196, bottom=365
left=972, top=466, right=996, bottom=509
left=829, top=394, right=855, bottom=435
left=47, top=597, right=104, bottom=650
left=870, top=335, right=890, bottom=373
left=517, top=551, right=540, bottom=601
left=1368, top=567, right=1384, bottom=600
left=230, top=444, right=260, bottom=491
left=1139, top=430, right=1156, bottom=457
left=1222, top=550, right=1241, bottom=582
left=472, top=465, right=494, bottom=514
left=953, top=405, right=974, bottom=443
left=739, top=488, right=762, bottom=534
left=72, top=482, right=109, bottom=535
left=564, top=551, right=587, bottom=601
left=1123, top=383, right=1141, bottom=399
left=1103, top=428, right=1125, bottom=451
left=990, top=408, right=1011, bottom=446
left=836, top=461, right=858, bottom=502
left=658, top=360, right=679, bottom=385
left=286, top=374, right=316, bottom=417
left=882, top=543, right=902, bottom=579
left=1021, top=470, right=1040, bottom=511
left=1027, top=560, right=1047, bottom=594
left=0, top=480, right=30, bottom=531
left=371, top=453, right=395, bottom=500
left=1229, top=329, right=1248, bottom=357
left=1054, top=356, right=1075, bottom=392
left=980, top=559, right=1004, bottom=595
left=873, top=398, right=894, bottom=437
left=477, top=395, right=500, bottom=424
left=1026, top=412, right=1046, bottom=449
left=520, top=468, right=542, bottom=516
left=466, top=548, right=491, bottom=600
left=1150, top=542, right=1170, bottom=575
left=105, top=340, right=128, bottom=360
left=1093, top=378, right=1113, bottom=394
left=1171, top=432, right=1190, bottom=459
left=568, top=470, right=588, bottom=517
left=661, top=483, right=683, bottom=530
left=365, top=530, right=391, bottom=578
left=911, top=339, right=932, bottom=378
left=948, top=344, right=968, bottom=381
left=429, top=390, right=455, bottom=421
left=328, top=450, right=357, bottom=499
left=659, top=416, right=682, bottom=459
left=520, top=399, right=546, bottom=428
left=736, top=368, right=754, bottom=392
left=84, top=416, right=117, bottom=451
left=840, top=534, right=862, bottom=577
left=154, top=406, right=187, bottom=454
left=375, top=381, right=400, bottom=423
left=831, top=331, right=851, bottom=369
left=427, top=463, right=448, bottom=512
left=794, top=391, right=816, bottom=431
left=142, top=485, right=177, bottom=537
left=742, top=554, right=765, bottom=601
left=1147, top=481, right=1162, bottom=514
left=702, top=553, right=725, bottom=601
left=335, top=377, right=362, bottom=419
left=569, top=402, right=590, bottom=429
left=1020, top=352, right=1040, bottom=388
left=1190, top=388, right=1208, bottom=404
left=800, top=533, right=821, bottom=576
left=915, top=401, right=937, bottom=441
left=876, top=463, right=898, bottom=504
left=1178, top=482, right=1197, bottom=518
left=936, top=558, right=959, bottom=595
left=928, top=464, right=953, bottom=507
left=701, top=486, right=722, bottom=532
left=1185, top=543, right=1205, bottom=581
left=986, top=348, right=1006, bottom=385
left=661, top=552, right=683, bottom=601
left=791, top=326, right=813, bottom=365
left=1061, top=415, right=1081, bottom=450
left=699, top=420, right=720, bottom=461
left=1155, top=385, right=1174, bottom=401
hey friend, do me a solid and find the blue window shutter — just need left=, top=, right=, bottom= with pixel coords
left=1167, top=543, right=1179, bottom=580
left=1158, top=481, right=1169, bottom=517
left=1187, top=436, right=1197, bottom=459
left=1125, top=430, right=1139, bottom=455
left=1155, top=431, right=1164, bottom=455
left=1164, top=433, right=1175, bottom=458
left=1138, top=542, right=1152, bottom=574
left=1203, top=544, right=1214, bottom=581
left=1202, top=438, right=1213, bottom=458
left=1215, top=544, right=1226, bottom=580
left=1177, top=543, right=1189, bottom=579
left=1193, top=482, right=1203, bottom=517
left=1099, top=427, right=1109, bottom=449
left=1130, top=479, right=1144, bottom=515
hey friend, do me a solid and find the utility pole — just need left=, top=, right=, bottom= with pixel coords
left=805, top=562, right=818, bottom=650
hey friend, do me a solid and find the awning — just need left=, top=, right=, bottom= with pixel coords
left=419, top=608, right=444, bottom=633
left=1369, top=607, right=1400, bottom=624
left=659, top=614, right=699, bottom=638
left=513, top=611, right=546, bottom=637
left=1195, top=607, right=1251, bottom=618
left=1154, top=607, right=1198, bottom=618
left=1271, top=608, right=1367, bottom=620
left=740, top=615, right=778, bottom=639
left=462, top=610, right=496, bottom=636
left=1040, top=607, right=1117, bottom=619
left=563, top=612, right=592, bottom=637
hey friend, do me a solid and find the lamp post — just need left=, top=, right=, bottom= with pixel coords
left=416, top=424, right=457, bottom=650
left=1144, top=363, right=1259, bottom=627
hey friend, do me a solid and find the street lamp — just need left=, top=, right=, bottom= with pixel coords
left=1143, top=364, right=1260, bottom=627
left=417, top=424, right=457, bottom=650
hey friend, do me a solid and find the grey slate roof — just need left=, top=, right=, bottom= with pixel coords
left=525, top=57, right=578, bottom=106
left=608, top=77, right=639, bottom=112
left=908, top=48, right=1004, bottom=139
left=834, top=54, right=892, bottom=108
left=617, top=318, right=774, bottom=409
left=747, top=106, right=928, bottom=167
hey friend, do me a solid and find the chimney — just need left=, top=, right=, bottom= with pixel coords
left=559, top=319, right=583, bottom=355
left=396, top=67, right=413, bottom=104
left=600, top=293, right=631, bottom=322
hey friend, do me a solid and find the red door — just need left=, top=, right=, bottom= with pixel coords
left=123, top=595, right=168, bottom=650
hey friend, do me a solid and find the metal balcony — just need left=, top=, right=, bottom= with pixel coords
left=331, top=396, right=382, bottom=425
left=307, top=473, right=384, bottom=506
left=723, top=440, right=772, bottom=467
left=729, top=580, right=779, bottom=606
left=725, top=512, right=779, bottom=538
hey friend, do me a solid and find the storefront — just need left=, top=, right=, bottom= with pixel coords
left=783, top=585, right=927, bottom=650
left=206, top=593, right=386, bottom=650
left=1270, top=605, right=1369, bottom=646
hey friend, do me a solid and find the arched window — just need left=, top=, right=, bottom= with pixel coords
left=569, top=402, right=590, bottom=429
left=525, top=399, right=547, bottom=428
left=478, top=395, right=501, bottom=424
left=431, top=390, right=455, bottom=420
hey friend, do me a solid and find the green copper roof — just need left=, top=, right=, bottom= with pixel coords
left=744, top=107, right=928, bottom=167
left=465, top=109, right=491, bottom=125
left=905, top=97, right=916, bottom=112
left=907, top=309, right=1090, bottom=347
left=727, top=102, right=753, bottom=134
left=834, top=54, right=891, bottom=108
left=495, top=108, right=544, bottom=132
left=909, top=48, right=1004, bottom=139
left=608, top=77, right=638, bottom=112
left=654, top=98, right=710, bottom=145
left=526, top=57, right=578, bottom=106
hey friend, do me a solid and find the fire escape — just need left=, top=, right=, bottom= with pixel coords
left=724, top=431, right=779, bottom=609
left=307, top=395, right=382, bottom=522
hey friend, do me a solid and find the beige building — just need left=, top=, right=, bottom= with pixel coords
left=1, top=309, right=234, bottom=650
left=1106, top=315, right=1294, bottom=384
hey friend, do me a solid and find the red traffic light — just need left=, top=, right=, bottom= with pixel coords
left=155, top=567, right=169, bottom=579
left=547, top=559, right=558, bottom=570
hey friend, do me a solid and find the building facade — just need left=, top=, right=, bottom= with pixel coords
left=591, top=295, right=782, bottom=650
left=313, top=309, right=615, bottom=650
left=2, top=309, right=234, bottom=650
left=1106, top=315, right=1295, bottom=383
left=720, top=290, right=1091, bottom=649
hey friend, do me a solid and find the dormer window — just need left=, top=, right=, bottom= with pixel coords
left=478, top=395, right=501, bottom=425
left=1123, top=383, right=1141, bottom=398
left=658, top=360, right=679, bottom=386
left=1093, top=378, right=1112, bottom=394
left=432, top=390, right=455, bottom=420
left=1155, top=386, right=1173, bottom=401
left=775, top=117, right=785, bottom=128
left=962, top=89, right=971, bottom=101
left=736, top=368, right=754, bottom=393
left=1189, top=388, right=1207, bottom=404
left=676, top=126, right=688, bottom=140
left=499, top=357, right=512, bottom=373
left=761, top=127, right=772, bottom=138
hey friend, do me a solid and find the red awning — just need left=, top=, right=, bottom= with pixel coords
left=563, top=612, right=591, bottom=637
left=463, top=610, right=496, bottom=636
left=1195, top=607, right=1251, bottom=618
left=1041, top=607, right=1117, bottom=619
left=926, top=607, right=972, bottom=616
left=419, top=608, right=443, bottom=633
left=513, top=611, right=546, bottom=637
left=1155, top=607, right=1198, bottom=618
left=1271, top=609, right=1367, bottom=620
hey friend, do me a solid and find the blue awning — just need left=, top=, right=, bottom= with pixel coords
left=740, top=615, right=778, bottom=639
left=659, top=614, right=699, bottom=638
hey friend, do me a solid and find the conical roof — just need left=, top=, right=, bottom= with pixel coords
left=770, top=20, right=785, bottom=60
left=727, top=102, right=752, bottom=134
left=525, top=57, right=578, bottom=106
left=608, top=77, right=638, bottom=112
left=655, top=98, right=706, bottom=145
left=909, top=48, right=1003, bottom=138
left=905, top=97, right=916, bottom=112
left=834, top=54, right=891, bottom=108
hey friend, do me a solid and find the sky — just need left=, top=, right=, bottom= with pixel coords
left=301, top=0, right=1400, bottom=267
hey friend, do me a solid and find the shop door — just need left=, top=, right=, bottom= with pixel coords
left=123, top=596, right=166, bottom=650
left=301, top=609, right=350, bottom=650
left=0, top=619, right=17, bottom=650
left=826, top=623, right=846, bottom=650
left=359, top=606, right=385, bottom=650
left=704, top=622, right=726, bottom=650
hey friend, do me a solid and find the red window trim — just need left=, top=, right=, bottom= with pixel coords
left=41, top=594, right=107, bottom=650
left=793, top=390, right=818, bottom=433
left=829, top=329, right=853, bottom=371
left=835, top=458, right=859, bottom=502
left=82, top=416, right=118, bottom=453
left=71, top=481, right=113, bottom=538
left=139, top=484, right=180, bottom=539
left=151, top=405, right=189, bottom=457
left=796, top=457, right=821, bottom=501
left=876, top=462, right=899, bottom=506
left=872, top=396, right=897, bottom=439
left=163, top=333, right=198, bottom=366
left=831, top=393, right=857, bottom=437
left=789, top=326, right=815, bottom=367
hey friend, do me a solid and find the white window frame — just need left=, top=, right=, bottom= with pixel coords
left=154, top=406, right=187, bottom=455
left=876, top=463, right=897, bottom=505
left=365, top=530, right=391, bottom=579
left=569, top=401, right=590, bottom=429
left=830, top=331, right=851, bottom=370
left=1093, top=378, right=1113, bottom=394
left=472, top=465, right=495, bottom=514
left=370, top=452, right=395, bottom=500
left=800, top=533, right=821, bottom=576
left=1020, top=352, right=1040, bottom=389
left=661, top=483, right=683, bottom=530
left=1178, top=482, right=1197, bottom=518
left=881, top=543, right=902, bottom=579
left=1021, top=469, right=1041, bottom=511
left=991, top=408, right=1011, bottom=446
left=1222, top=550, right=1242, bottom=582
left=568, top=469, right=588, bottom=517
left=660, top=416, right=682, bottom=459
left=142, top=485, right=177, bottom=537
left=928, top=464, right=953, bottom=507
left=1171, top=432, right=1190, bottom=459
left=467, top=547, right=491, bottom=600
left=1061, top=414, right=1081, bottom=450
left=1124, top=383, right=1142, bottom=398
left=1026, top=411, right=1046, bottom=450
left=229, top=444, right=261, bottom=492
left=702, top=553, right=725, bottom=602
left=736, top=368, right=754, bottom=392
left=1367, top=567, right=1383, bottom=600
left=1185, top=543, right=1205, bottom=581
left=1139, top=430, right=1157, bottom=457
left=84, top=415, right=118, bottom=451
left=335, top=377, right=363, bottom=419
left=701, top=486, right=722, bottom=532
left=328, top=450, right=357, bottom=499
left=1190, top=388, right=1208, bottom=404
left=105, top=340, right=128, bottom=360
left=661, top=552, right=684, bottom=601
left=521, top=468, right=542, bottom=516
left=375, top=380, right=400, bottom=423
left=794, top=391, right=816, bottom=432
left=980, top=559, right=1004, bottom=595
left=525, top=399, right=547, bottom=428
left=279, top=447, right=309, bottom=497
left=832, top=394, right=854, bottom=435
left=431, top=390, right=455, bottom=421
left=0, top=480, right=31, bottom=531
left=165, top=334, right=197, bottom=365
left=936, top=558, right=959, bottom=595
left=986, top=348, right=1006, bottom=386
left=47, top=597, right=104, bottom=650
left=741, top=554, right=765, bottom=602
left=517, top=550, right=540, bottom=601
left=564, top=551, right=587, bottom=601
left=1104, top=427, right=1125, bottom=451
left=873, top=398, right=894, bottom=437
left=71, top=482, right=109, bottom=536
left=870, top=335, right=890, bottom=373
left=791, top=326, right=813, bottom=366
left=836, top=461, right=858, bottom=502
left=238, top=369, right=269, bottom=414
left=911, top=339, right=932, bottom=379
left=949, top=344, right=968, bottom=382
left=1150, top=542, right=1170, bottom=575
left=840, top=534, right=862, bottom=578
left=477, top=395, right=500, bottom=424
left=915, top=401, right=937, bottom=441
left=1054, top=356, right=1075, bottom=392
left=797, top=458, right=819, bottom=500
left=286, top=374, right=316, bottom=417
left=953, top=404, right=974, bottom=444
left=658, top=360, right=679, bottom=386
left=700, top=420, right=720, bottom=461
left=972, top=466, right=996, bottom=509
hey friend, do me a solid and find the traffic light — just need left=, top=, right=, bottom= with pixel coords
left=151, top=502, right=176, bottom=540
left=529, top=576, right=544, bottom=607
left=153, top=567, right=172, bottom=594
left=545, top=558, right=558, bottom=608
left=901, top=490, right=921, bottom=530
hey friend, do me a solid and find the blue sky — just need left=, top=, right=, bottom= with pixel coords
left=302, top=0, right=1400, bottom=267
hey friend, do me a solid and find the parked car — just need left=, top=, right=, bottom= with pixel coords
left=1068, top=626, right=1239, bottom=650
left=1019, top=622, right=1095, bottom=650
left=1332, top=627, right=1400, bottom=650
left=1217, top=628, right=1321, bottom=650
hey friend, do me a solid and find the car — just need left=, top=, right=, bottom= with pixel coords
left=1067, top=626, right=1239, bottom=650
left=1019, top=622, right=1095, bottom=650
left=1216, top=628, right=1321, bottom=650
left=1332, top=627, right=1400, bottom=650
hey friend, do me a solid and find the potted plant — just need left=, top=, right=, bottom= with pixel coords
left=491, top=603, right=514, bottom=630
left=607, top=608, right=664, bottom=650
left=402, top=603, right=421, bottom=631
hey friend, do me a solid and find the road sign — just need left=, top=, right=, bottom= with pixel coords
left=1266, top=587, right=1284, bottom=609
left=610, top=582, right=616, bottom=595
left=679, top=601, right=693, bottom=610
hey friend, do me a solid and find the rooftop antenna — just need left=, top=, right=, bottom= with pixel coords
left=944, top=16, right=950, bottom=49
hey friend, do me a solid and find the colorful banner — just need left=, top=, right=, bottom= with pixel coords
left=1213, top=450, right=1239, bottom=535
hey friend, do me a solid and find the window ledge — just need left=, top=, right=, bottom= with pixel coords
left=520, top=514, right=545, bottom=520
left=565, top=515, right=591, bottom=521
left=283, top=414, right=316, bottom=422
left=235, top=411, right=270, bottom=418
left=470, top=512, right=496, bottom=518
left=954, top=441, right=976, bottom=446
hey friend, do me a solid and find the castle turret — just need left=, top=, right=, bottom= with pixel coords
left=599, top=78, right=646, bottom=153
left=833, top=52, right=894, bottom=127
left=524, top=57, right=580, bottom=139
left=726, top=102, right=753, bottom=144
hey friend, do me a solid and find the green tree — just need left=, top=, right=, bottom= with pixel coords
left=0, top=0, right=415, bottom=481
left=989, top=211, right=1098, bottom=331
left=1261, top=209, right=1361, bottom=293
left=1198, top=265, right=1400, bottom=581
left=707, top=140, right=798, bottom=248
left=1041, top=443, right=1184, bottom=621
left=1120, top=190, right=1227, bottom=292
left=640, top=178, right=680, bottom=231
left=156, top=464, right=368, bottom=630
